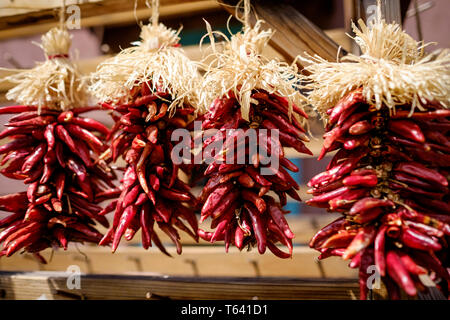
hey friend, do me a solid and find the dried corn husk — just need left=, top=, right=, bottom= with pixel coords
left=1, top=27, right=88, bottom=113
left=198, top=18, right=309, bottom=123
left=89, top=23, right=202, bottom=114
left=300, top=11, right=450, bottom=118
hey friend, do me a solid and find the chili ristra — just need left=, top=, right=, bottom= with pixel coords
left=307, top=89, right=450, bottom=299
left=196, top=89, right=311, bottom=258
left=98, top=82, right=198, bottom=255
left=0, top=106, right=115, bottom=261
left=0, top=26, right=120, bottom=262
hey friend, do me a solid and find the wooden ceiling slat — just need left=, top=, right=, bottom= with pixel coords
left=218, top=0, right=346, bottom=67
left=0, top=0, right=220, bottom=40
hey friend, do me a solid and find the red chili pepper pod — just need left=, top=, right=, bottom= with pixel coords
left=245, top=202, right=267, bottom=254
left=405, top=220, right=444, bottom=238
left=400, top=227, right=442, bottom=251
left=0, top=105, right=39, bottom=114
left=201, top=182, right=234, bottom=219
left=237, top=172, right=256, bottom=188
left=241, top=190, right=266, bottom=214
left=388, top=120, right=426, bottom=143
left=391, top=109, right=450, bottom=120
left=267, top=199, right=295, bottom=240
left=328, top=88, right=364, bottom=125
left=342, top=174, right=378, bottom=187
left=53, top=228, right=68, bottom=250
left=266, top=242, right=291, bottom=259
left=352, top=207, right=384, bottom=224
left=349, top=120, right=373, bottom=135
left=386, top=250, right=417, bottom=296
left=342, top=225, right=376, bottom=260
left=349, top=197, right=395, bottom=216
left=348, top=251, right=362, bottom=268
left=395, top=162, right=448, bottom=187
left=317, top=248, right=345, bottom=260
left=396, top=251, right=427, bottom=275
left=6, top=115, right=55, bottom=128
left=0, top=221, right=24, bottom=243
left=234, top=227, right=245, bottom=250
left=0, top=137, right=35, bottom=155
left=123, top=184, right=141, bottom=208
left=272, top=94, right=309, bottom=119
left=208, top=190, right=240, bottom=222
left=309, top=217, right=348, bottom=249
left=319, top=230, right=357, bottom=249
left=71, top=116, right=110, bottom=136
left=5, top=231, right=42, bottom=257
left=65, top=123, right=105, bottom=152
left=159, top=187, right=191, bottom=202
left=111, top=205, right=138, bottom=252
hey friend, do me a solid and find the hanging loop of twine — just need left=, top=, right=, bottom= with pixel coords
left=59, top=0, right=66, bottom=30
left=234, top=0, right=251, bottom=30
left=49, top=0, right=69, bottom=59
left=151, top=0, right=159, bottom=27
left=244, top=0, right=250, bottom=29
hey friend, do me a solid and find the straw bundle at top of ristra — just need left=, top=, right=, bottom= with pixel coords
left=300, top=10, right=450, bottom=299
left=194, top=0, right=312, bottom=258
left=0, top=27, right=116, bottom=262
left=89, top=5, right=202, bottom=255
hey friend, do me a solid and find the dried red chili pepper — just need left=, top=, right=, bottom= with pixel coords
left=307, top=89, right=450, bottom=299
left=98, top=81, right=198, bottom=254
left=196, top=89, right=311, bottom=258
left=0, top=104, right=116, bottom=260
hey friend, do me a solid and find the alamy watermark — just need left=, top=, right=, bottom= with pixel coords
left=366, top=264, right=381, bottom=290
left=366, top=4, right=379, bottom=26
left=66, top=264, right=81, bottom=290
left=64, top=5, right=81, bottom=30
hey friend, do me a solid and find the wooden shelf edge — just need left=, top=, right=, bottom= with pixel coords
left=0, top=270, right=359, bottom=300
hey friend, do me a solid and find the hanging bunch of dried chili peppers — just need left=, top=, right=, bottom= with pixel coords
left=300, top=11, right=450, bottom=299
left=0, top=27, right=116, bottom=262
left=89, top=1, right=201, bottom=255
left=195, top=0, right=311, bottom=258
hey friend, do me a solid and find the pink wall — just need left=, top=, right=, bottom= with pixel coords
left=0, top=28, right=101, bottom=69
left=403, top=0, right=450, bottom=50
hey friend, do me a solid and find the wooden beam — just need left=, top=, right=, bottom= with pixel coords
left=0, top=0, right=214, bottom=18
left=0, top=271, right=360, bottom=300
left=0, top=0, right=220, bottom=40
left=0, top=1, right=103, bottom=17
left=218, top=0, right=346, bottom=67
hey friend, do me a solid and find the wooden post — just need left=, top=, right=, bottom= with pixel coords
left=218, top=0, right=345, bottom=68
